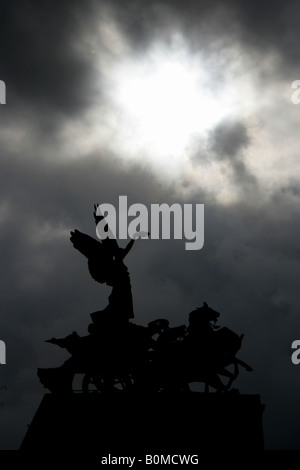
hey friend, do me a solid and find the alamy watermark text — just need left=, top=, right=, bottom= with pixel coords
left=0, top=81, right=6, bottom=104
left=95, top=196, right=204, bottom=250
left=0, top=341, right=6, bottom=365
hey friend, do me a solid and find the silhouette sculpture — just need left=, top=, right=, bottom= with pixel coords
left=37, top=204, right=253, bottom=394
left=71, top=203, right=135, bottom=323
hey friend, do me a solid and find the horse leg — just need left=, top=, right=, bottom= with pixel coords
left=205, top=373, right=227, bottom=393
left=217, top=363, right=239, bottom=391
left=236, top=357, right=253, bottom=372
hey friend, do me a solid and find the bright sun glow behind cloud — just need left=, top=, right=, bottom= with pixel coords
left=116, top=59, right=228, bottom=159
left=104, top=40, right=244, bottom=175
left=61, top=21, right=265, bottom=196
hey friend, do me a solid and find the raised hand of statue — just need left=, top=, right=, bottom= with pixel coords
left=93, top=203, right=104, bottom=226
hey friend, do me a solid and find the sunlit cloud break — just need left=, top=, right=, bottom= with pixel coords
left=60, top=23, right=261, bottom=182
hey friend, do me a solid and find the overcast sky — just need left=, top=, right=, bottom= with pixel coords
left=1, top=0, right=300, bottom=450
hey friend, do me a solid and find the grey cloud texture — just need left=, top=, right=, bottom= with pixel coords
left=209, top=120, right=257, bottom=193
left=210, top=120, right=250, bottom=158
left=0, top=0, right=300, bottom=451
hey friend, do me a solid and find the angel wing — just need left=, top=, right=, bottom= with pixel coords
left=70, top=229, right=114, bottom=284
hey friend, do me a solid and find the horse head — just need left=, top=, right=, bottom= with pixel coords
left=188, top=302, right=220, bottom=330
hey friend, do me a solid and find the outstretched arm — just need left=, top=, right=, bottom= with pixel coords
left=121, top=239, right=135, bottom=259
left=119, top=231, right=150, bottom=260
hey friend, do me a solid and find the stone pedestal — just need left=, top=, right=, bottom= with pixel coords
left=20, top=392, right=264, bottom=460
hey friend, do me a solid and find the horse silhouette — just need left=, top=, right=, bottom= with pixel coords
left=38, top=302, right=252, bottom=393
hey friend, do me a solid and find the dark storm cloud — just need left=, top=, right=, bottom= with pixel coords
left=210, top=120, right=249, bottom=159
left=1, top=0, right=98, bottom=116
left=1, top=0, right=300, bottom=452
left=2, top=0, right=299, bottom=111
left=209, top=119, right=257, bottom=191
left=98, top=0, right=300, bottom=72
left=191, top=120, right=257, bottom=196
